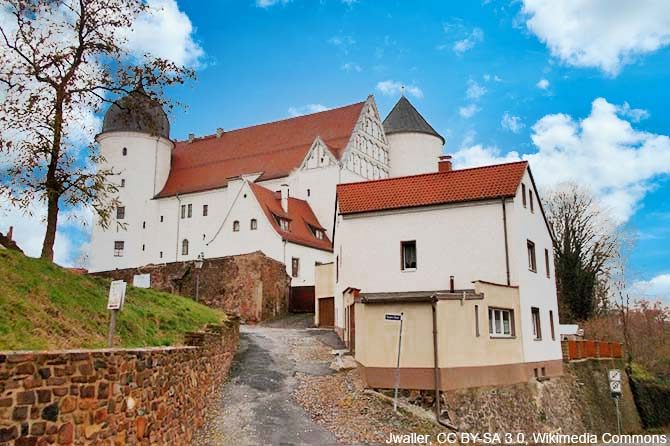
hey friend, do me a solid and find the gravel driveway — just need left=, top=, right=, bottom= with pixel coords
left=193, top=315, right=344, bottom=445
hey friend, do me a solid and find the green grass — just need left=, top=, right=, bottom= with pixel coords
left=0, top=249, right=224, bottom=351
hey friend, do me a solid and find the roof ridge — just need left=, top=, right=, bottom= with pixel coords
left=337, top=160, right=528, bottom=188
left=176, top=101, right=366, bottom=144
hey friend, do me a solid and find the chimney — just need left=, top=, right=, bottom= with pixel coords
left=7, top=226, right=13, bottom=241
left=280, top=184, right=289, bottom=213
left=188, top=133, right=195, bottom=143
left=438, top=155, right=453, bottom=172
left=216, top=128, right=224, bottom=138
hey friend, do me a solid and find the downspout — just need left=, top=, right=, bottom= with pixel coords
left=501, top=198, right=511, bottom=286
left=431, top=295, right=457, bottom=430
left=175, top=193, right=182, bottom=262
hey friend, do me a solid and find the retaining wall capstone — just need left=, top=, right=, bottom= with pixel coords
left=0, top=318, right=239, bottom=445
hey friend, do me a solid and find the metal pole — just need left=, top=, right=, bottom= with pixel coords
left=614, top=396, right=622, bottom=434
left=107, top=309, right=117, bottom=348
left=393, top=312, right=404, bottom=412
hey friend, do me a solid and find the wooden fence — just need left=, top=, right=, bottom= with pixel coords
left=562, top=339, right=623, bottom=361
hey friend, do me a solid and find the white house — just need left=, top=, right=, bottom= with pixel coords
left=89, top=90, right=445, bottom=294
left=331, top=157, right=563, bottom=389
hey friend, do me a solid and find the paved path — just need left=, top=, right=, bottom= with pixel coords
left=193, top=315, right=344, bottom=446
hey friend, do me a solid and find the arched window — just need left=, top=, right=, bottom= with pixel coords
left=250, top=219, right=257, bottom=230
left=181, top=239, right=189, bottom=256
left=122, top=147, right=127, bottom=156
left=233, top=220, right=240, bottom=232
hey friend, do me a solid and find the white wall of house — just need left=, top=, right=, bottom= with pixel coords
left=387, top=132, right=443, bottom=178
left=506, top=170, right=563, bottom=363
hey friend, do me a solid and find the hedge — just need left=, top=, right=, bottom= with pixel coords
left=628, top=366, right=670, bottom=429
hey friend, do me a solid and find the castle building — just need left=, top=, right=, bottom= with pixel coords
left=89, top=92, right=445, bottom=291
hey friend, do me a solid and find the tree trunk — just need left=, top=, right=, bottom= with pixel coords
left=40, top=190, right=60, bottom=261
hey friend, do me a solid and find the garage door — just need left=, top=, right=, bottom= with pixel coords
left=289, top=286, right=315, bottom=313
left=318, top=297, right=335, bottom=327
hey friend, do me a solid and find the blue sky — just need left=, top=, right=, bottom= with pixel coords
left=3, top=0, right=670, bottom=299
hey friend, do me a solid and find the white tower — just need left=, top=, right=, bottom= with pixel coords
left=383, top=96, right=445, bottom=177
left=89, top=88, right=173, bottom=272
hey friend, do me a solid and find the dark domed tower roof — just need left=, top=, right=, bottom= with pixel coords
left=102, top=88, right=170, bottom=139
left=383, top=96, right=444, bottom=144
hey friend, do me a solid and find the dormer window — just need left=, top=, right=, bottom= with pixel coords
left=276, top=217, right=290, bottom=231
left=310, top=226, right=325, bottom=240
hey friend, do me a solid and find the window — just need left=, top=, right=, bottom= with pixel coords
left=250, top=219, right=257, bottom=230
left=529, top=190, right=534, bottom=212
left=120, top=179, right=125, bottom=188
left=277, top=217, right=290, bottom=231
left=291, top=257, right=300, bottom=278
left=488, top=308, right=513, bottom=337
left=113, top=241, right=124, bottom=257
left=116, top=206, right=125, bottom=220
left=142, top=221, right=146, bottom=229
left=203, top=205, right=208, bottom=217
left=181, top=239, right=189, bottom=256
left=545, top=249, right=551, bottom=278
left=475, top=305, right=480, bottom=337
left=549, top=310, right=556, bottom=341
left=122, top=147, right=127, bottom=156
left=307, top=188, right=311, bottom=197
left=314, top=229, right=325, bottom=240
left=532, top=307, right=542, bottom=340
left=527, top=240, right=537, bottom=272
left=181, top=205, right=186, bottom=219
left=142, top=244, right=145, bottom=252
left=187, top=204, right=192, bottom=218
left=233, top=220, right=240, bottom=232
left=160, top=216, right=164, bottom=223
left=159, top=251, right=163, bottom=259
left=522, top=184, right=527, bottom=207
left=401, top=241, right=417, bottom=270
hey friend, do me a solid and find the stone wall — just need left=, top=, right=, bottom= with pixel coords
left=400, top=359, right=642, bottom=435
left=94, top=251, right=291, bottom=323
left=0, top=319, right=239, bottom=445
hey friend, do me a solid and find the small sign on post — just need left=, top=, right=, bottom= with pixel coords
left=107, top=281, right=127, bottom=348
left=385, top=312, right=404, bottom=412
left=608, top=369, right=622, bottom=434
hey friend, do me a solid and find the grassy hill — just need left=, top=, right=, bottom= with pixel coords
left=0, top=249, right=224, bottom=351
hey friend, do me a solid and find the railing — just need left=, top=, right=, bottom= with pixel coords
left=562, top=339, right=623, bottom=361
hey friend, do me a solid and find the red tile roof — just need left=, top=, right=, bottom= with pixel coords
left=337, top=161, right=528, bottom=215
left=156, top=102, right=365, bottom=198
left=249, top=183, right=332, bottom=252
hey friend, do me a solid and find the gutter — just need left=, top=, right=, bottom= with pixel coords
left=431, top=294, right=458, bottom=430
left=175, top=193, right=182, bottom=261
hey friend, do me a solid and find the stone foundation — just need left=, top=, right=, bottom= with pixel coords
left=93, top=251, right=291, bottom=323
left=0, top=319, right=239, bottom=445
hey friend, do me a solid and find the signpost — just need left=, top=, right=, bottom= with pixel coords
left=107, top=281, right=127, bottom=348
left=608, top=369, right=622, bottom=434
left=386, top=312, right=404, bottom=412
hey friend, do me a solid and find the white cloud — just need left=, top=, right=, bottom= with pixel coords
left=0, top=202, right=80, bottom=267
left=341, top=62, right=362, bottom=72
left=453, top=28, right=484, bottom=54
left=466, top=79, right=487, bottom=100
left=521, top=0, right=670, bottom=76
left=376, top=80, right=423, bottom=99
left=453, top=144, right=521, bottom=168
left=328, top=35, right=356, bottom=55
left=123, top=0, right=204, bottom=67
left=631, top=274, right=670, bottom=302
left=459, top=104, right=480, bottom=119
left=501, top=112, right=525, bottom=133
left=536, top=78, right=550, bottom=90
left=484, top=74, right=503, bottom=82
left=341, top=0, right=358, bottom=5
left=256, top=0, right=291, bottom=7
left=619, top=102, right=650, bottom=123
left=287, top=104, right=329, bottom=117
left=453, top=98, right=670, bottom=223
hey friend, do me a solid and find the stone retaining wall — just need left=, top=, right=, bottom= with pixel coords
left=93, top=251, right=291, bottom=323
left=0, top=319, right=239, bottom=445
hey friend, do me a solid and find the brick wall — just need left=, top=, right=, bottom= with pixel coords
left=94, top=251, right=291, bottom=323
left=0, top=319, right=239, bottom=445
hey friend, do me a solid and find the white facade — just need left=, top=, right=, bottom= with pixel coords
left=90, top=95, right=446, bottom=286
left=333, top=165, right=562, bottom=365
left=387, top=132, right=443, bottom=177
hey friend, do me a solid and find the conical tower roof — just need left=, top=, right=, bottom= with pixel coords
left=102, top=86, right=170, bottom=139
left=382, top=96, right=444, bottom=144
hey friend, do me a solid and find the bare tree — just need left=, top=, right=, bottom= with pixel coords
left=543, top=183, right=619, bottom=321
left=0, top=0, right=193, bottom=261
